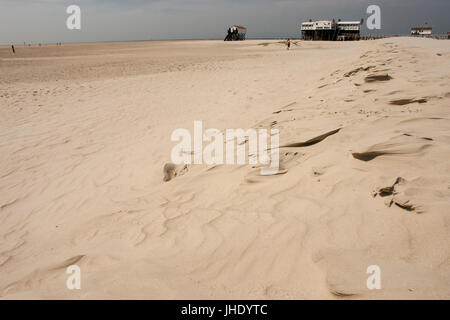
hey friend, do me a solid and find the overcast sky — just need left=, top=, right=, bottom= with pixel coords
left=1, top=0, right=449, bottom=44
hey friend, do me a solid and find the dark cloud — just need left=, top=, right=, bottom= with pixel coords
left=1, top=0, right=449, bottom=44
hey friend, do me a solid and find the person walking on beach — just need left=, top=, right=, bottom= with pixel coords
left=11, top=45, right=15, bottom=54
left=286, top=38, right=291, bottom=50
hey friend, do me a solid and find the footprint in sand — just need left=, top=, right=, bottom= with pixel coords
left=390, top=98, right=427, bottom=106
left=343, top=66, right=375, bottom=77
left=244, top=129, right=341, bottom=182
left=244, top=151, right=298, bottom=183
left=352, top=134, right=432, bottom=162
left=280, top=128, right=341, bottom=148
left=364, top=74, right=392, bottom=83
left=163, top=163, right=188, bottom=182
left=372, top=177, right=441, bottom=214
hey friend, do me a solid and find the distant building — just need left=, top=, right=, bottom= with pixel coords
left=337, top=21, right=361, bottom=40
left=301, top=20, right=361, bottom=41
left=301, top=20, right=337, bottom=41
left=411, top=27, right=432, bottom=36
left=224, top=26, right=247, bottom=41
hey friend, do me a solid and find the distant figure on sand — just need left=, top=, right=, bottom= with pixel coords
left=11, top=45, right=15, bottom=54
left=286, top=39, right=291, bottom=50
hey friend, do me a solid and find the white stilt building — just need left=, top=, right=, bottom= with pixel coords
left=411, top=27, right=432, bottom=36
left=301, top=19, right=361, bottom=41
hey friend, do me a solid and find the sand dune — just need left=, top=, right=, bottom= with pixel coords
left=0, top=38, right=449, bottom=299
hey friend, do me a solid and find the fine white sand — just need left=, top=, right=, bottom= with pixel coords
left=0, top=38, right=449, bottom=299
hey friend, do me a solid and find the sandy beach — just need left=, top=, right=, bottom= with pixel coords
left=0, top=38, right=449, bottom=299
